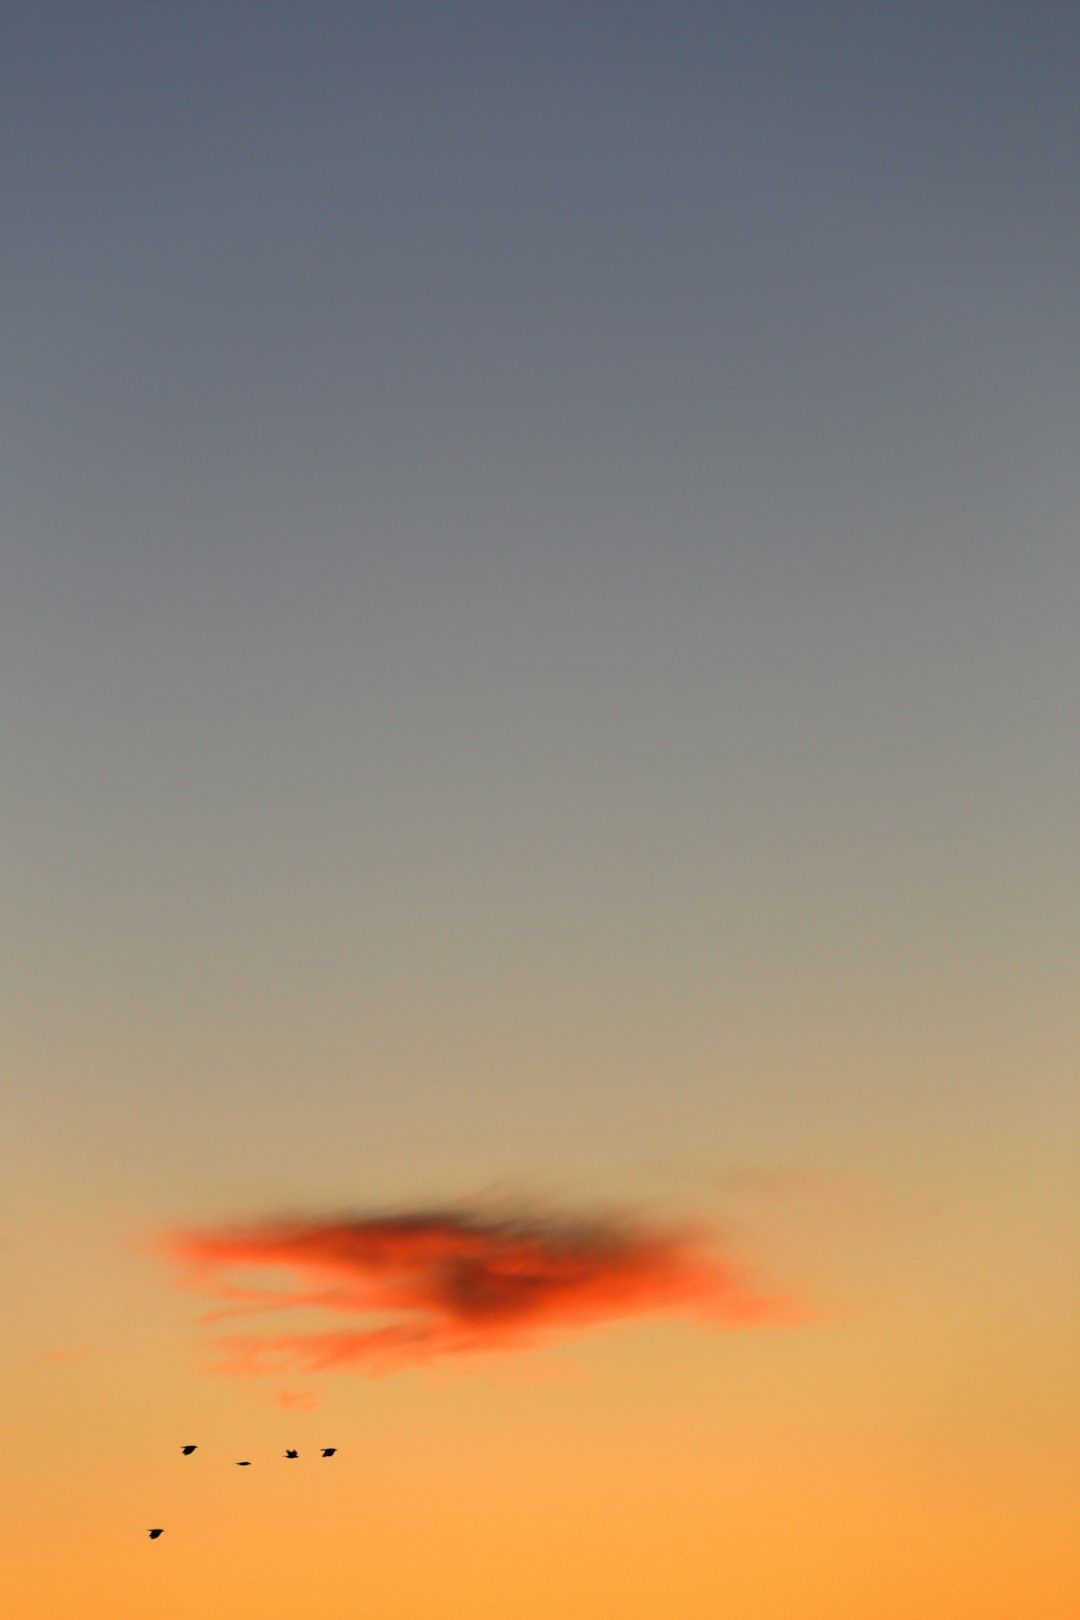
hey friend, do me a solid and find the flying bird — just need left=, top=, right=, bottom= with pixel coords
left=320, top=1448, right=337, bottom=1458
left=284, top=1449, right=299, bottom=1458
left=235, top=1460, right=252, bottom=1466
left=180, top=1445, right=197, bottom=1455
left=147, top=1528, right=164, bottom=1540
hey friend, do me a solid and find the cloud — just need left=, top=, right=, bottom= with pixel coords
left=162, top=1199, right=798, bottom=1378
left=275, top=1388, right=320, bottom=1411
left=33, top=1346, right=94, bottom=1368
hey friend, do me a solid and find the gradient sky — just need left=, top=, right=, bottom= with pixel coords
left=4, top=4, right=1079, bottom=1616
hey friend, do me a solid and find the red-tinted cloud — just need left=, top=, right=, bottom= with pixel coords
left=275, top=1388, right=320, bottom=1411
left=162, top=1201, right=797, bottom=1378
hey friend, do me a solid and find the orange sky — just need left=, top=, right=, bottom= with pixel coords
left=6, top=3, right=1080, bottom=1615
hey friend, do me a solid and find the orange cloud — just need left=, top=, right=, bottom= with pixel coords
left=33, top=1345, right=94, bottom=1368
left=162, top=1201, right=797, bottom=1378
left=275, top=1388, right=320, bottom=1411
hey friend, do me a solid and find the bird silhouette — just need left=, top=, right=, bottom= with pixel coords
left=180, top=1445, right=197, bottom=1455
left=235, top=1460, right=252, bottom=1467
left=147, top=1528, right=164, bottom=1540
left=320, top=1448, right=337, bottom=1458
left=284, top=1449, right=299, bottom=1459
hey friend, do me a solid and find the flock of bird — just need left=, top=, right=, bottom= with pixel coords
left=147, top=1445, right=338, bottom=1538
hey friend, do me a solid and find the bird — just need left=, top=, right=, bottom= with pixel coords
left=235, top=1460, right=252, bottom=1467
left=180, top=1445, right=197, bottom=1455
left=284, top=1449, right=299, bottom=1459
left=147, top=1528, right=164, bottom=1540
left=320, top=1448, right=337, bottom=1458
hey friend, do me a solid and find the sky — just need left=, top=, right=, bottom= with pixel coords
left=3, top=2, right=1079, bottom=1615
